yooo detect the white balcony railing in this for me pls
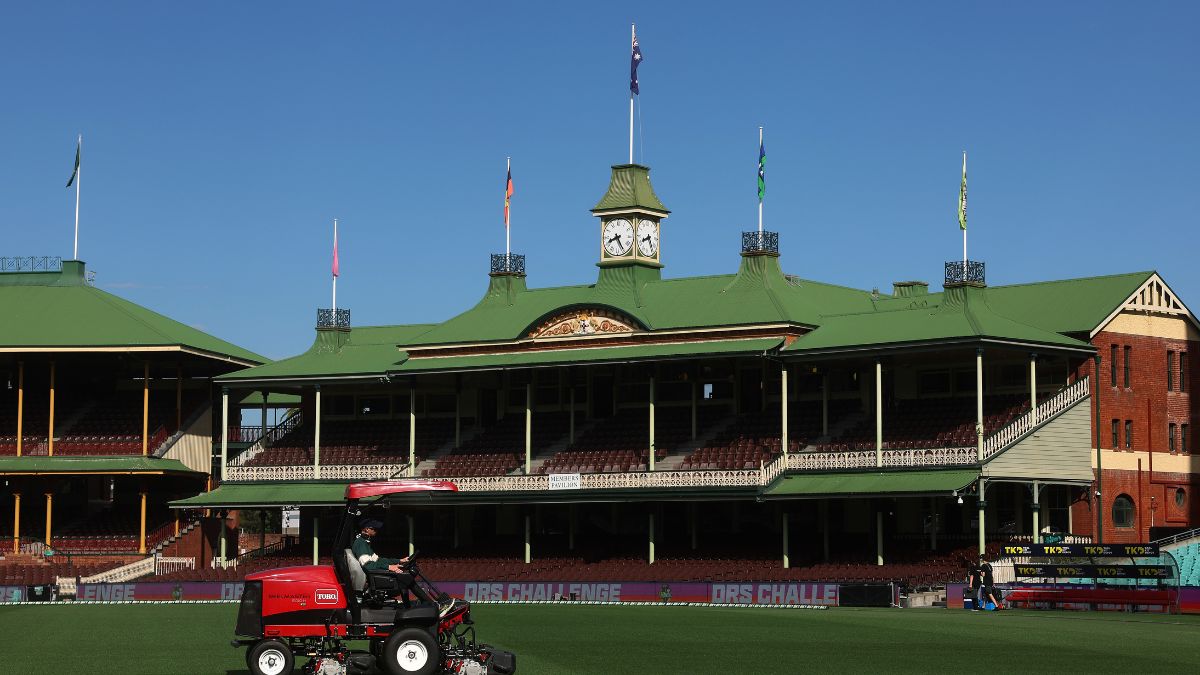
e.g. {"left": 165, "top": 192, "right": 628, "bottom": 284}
{"left": 218, "top": 378, "right": 1092, "bottom": 492}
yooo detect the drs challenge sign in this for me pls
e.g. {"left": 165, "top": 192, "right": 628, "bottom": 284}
{"left": 710, "top": 583, "right": 840, "bottom": 606}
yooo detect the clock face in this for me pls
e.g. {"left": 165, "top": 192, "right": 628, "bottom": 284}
{"left": 602, "top": 219, "right": 634, "bottom": 257}
{"left": 636, "top": 220, "right": 659, "bottom": 257}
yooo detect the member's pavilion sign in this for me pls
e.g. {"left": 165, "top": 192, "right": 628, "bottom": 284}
{"left": 528, "top": 309, "right": 638, "bottom": 339}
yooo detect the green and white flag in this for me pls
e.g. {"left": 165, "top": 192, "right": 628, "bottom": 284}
{"left": 66, "top": 138, "right": 81, "bottom": 188}
{"left": 958, "top": 151, "right": 967, "bottom": 231}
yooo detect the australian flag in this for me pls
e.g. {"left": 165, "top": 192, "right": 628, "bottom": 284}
{"left": 630, "top": 28, "right": 643, "bottom": 95}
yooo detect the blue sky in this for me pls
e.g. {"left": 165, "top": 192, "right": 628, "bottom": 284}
{"left": 2, "top": 1, "right": 1197, "bottom": 359}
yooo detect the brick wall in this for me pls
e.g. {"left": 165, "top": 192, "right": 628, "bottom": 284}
{"left": 1068, "top": 328, "right": 1199, "bottom": 540}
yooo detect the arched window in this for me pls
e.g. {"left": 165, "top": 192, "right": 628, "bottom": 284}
{"left": 1111, "top": 495, "right": 1135, "bottom": 528}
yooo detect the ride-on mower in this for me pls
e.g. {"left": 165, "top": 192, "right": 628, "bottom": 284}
{"left": 232, "top": 480, "right": 516, "bottom": 675}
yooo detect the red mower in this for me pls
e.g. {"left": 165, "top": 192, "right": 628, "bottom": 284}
{"left": 232, "top": 480, "right": 516, "bottom": 675}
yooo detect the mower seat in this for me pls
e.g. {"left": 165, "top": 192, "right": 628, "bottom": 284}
{"left": 343, "top": 549, "right": 409, "bottom": 608}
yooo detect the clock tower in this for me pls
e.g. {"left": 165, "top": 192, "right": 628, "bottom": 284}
{"left": 591, "top": 164, "right": 670, "bottom": 277}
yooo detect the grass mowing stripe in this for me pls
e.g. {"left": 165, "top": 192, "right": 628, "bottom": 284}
{"left": 1, "top": 604, "right": 1198, "bottom": 674}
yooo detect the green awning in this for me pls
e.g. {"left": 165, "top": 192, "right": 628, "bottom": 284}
{"left": 764, "top": 469, "right": 979, "bottom": 498}
{"left": 0, "top": 456, "right": 202, "bottom": 476}
{"left": 393, "top": 337, "right": 783, "bottom": 374}
{"left": 169, "top": 481, "right": 354, "bottom": 508}
{"left": 238, "top": 392, "right": 302, "bottom": 407}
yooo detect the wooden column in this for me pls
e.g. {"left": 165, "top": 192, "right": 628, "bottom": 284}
{"left": 48, "top": 361, "right": 55, "bottom": 457}
{"left": 314, "top": 386, "right": 323, "bottom": 479}
{"left": 1031, "top": 481, "right": 1042, "bottom": 544}
{"left": 876, "top": 510, "right": 884, "bottom": 566}
{"left": 142, "top": 361, "right": 150, "bottom": 456}
{"left": 408, "top": 385, "right": 416, "bottom": 477}
{"left": 874, "top": 359, "right": 883, "bottom": 467}
{"left": 977, "top": 480, "right": 987, "bottom": 558}
{"left": 220, "top": 389, "right": 229, "bottom": 481}
{"left": 781, "top": 366, "right": 789, "bottom": 454}
{"left": 176, "top": 365, "right": 184, "bottom": 432}
{"left": 312, "top": 515, "right": 319, "bottom": 565}
{"left": 782, "top": 511, "right": 790, "bottom": 569}
{"left": 15, "top": 361, "right": 23, "bottom": 457}
{"left": 44, "top": 491, "right": 53, "bottom": 547}
{"left": 138, "top": 487, "right": 148, "bottom": 554}
{"left": 523, "top": 514, "right": 531, "bottom": 564}
{"left": 648, "top": 377, "right": 656, "bottom": 471}
{"left": 976, "top": 349, "right": 984, "bottom": 461}
{"left": 407, "top": 515, "right": 415, "bottom": 557}
{"left": 525, "top": 383, "right": 532, "bottom": 474}
{"left": 648, "top": 511, "right": 656, "bottom": 565}
{"left": 260, "top": 390, "right": 268, "bottom": 440}
{"left": 11, "top": 493, "right": 19, "bottom": 554}
{"left": 1029, "top": 353, "right": 1038, "bottom": 423}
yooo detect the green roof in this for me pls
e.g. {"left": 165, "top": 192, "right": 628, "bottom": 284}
{"left": 216, "top": 324, "right": 437, "bottom": 383}
{"left": 982, "top": 271, "right": 1153, "bottom": 335}
{"left": 784, "top": 285, "right": 1094, "bottom": 355}
{"left": 591, "top": 164, "right": 669, "bottom": 214}
{"left": 764, "top": 469, "right": 979, "bottom": 498}
{"left": 393, "top": 338, "right": 784, "bottom": 375}
{"left": 0, "top": 260, "right": 265, "bottom": 364}
{"left": 0, "top": 456, "right": 202, "bottom": 476}
{"left": 170, "top": 481, "right": 354, "bottom": 508}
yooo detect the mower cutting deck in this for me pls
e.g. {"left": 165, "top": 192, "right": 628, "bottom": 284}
{"left": 231, "top": 480, "right": 516, "bottom": 675}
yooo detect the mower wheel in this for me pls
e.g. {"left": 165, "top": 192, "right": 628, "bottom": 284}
{"left": 248, "top": 639, "right": 294, "bottom": 675}
{"left": 381, "top": 627, "right": 440, "bottom": 675}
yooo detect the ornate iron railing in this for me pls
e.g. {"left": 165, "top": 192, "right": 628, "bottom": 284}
{"left": 0, "top": 256, "right": 62, "bottom": 272}
{"left": 741, "top": 231, "right": 779, "bottom": 254}
{"left": 224, "top": 463, "right": 407, "bottom": 482}
{"left": 490, "top": 253, "right": 526, "bottom": 275}
{"left": 317, "top": 308, "right": 351, "bottom": 329}
{"left": 945, "top": 260, "right": 985, "bottom": 285}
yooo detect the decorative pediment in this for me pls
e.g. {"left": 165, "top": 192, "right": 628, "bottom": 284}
{"left": 528, "top": 308, "right": 639, "bottom": 339}
{"left": 1125, "top": 276, "right": 1186, "bottom": 315}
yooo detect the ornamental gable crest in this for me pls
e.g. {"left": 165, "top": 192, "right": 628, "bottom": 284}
{"left": 529, "top": 308, "right": 638, "bottom": 339}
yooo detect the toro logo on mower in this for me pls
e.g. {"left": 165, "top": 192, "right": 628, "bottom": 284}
{"left": 314, "top": 589, "right": 339, "bottom": 605}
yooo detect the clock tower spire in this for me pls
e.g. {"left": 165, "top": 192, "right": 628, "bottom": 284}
{"left": 591, "top": 164, "right": 670, "bottom": 282}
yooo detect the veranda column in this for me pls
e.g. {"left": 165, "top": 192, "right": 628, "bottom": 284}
{"left": 876, "top": 510, "right": 884, "bottom": 566}
{"left": 976, "top": 349, "right": 984, "bottom": 462}
{"left": 525, "top": 383, "right": 532, "bottom": 474}
{"left": 312, "top": 515, "right": 320, "bottom": 565}
{"left": 220, "top": 389, "right": 229, "bottom": 481}
{"left": 524, "top": 514, "right": 531, "bottom": 564}
{"left": 875, "top": 359, "right": 883, "bottom": 467}
{"left": 648, "top": 377, "right": 656, "bottom": 471}
{"left": 821, "top": 372, "right": 829, "bottom": 437}
{"left": 690, "top": 380, "right": 698, "bottom": 441}
{"left": 15, "top": 361, "right": 23, "bottom": 457}
{"left": 407, "top": 515, "right": 415, "bottom": 557}
{"left": 11, "top": 492, "right": 20, "bottom": 554}
{"left": 313, "top": 386, "right": 322, "bottom": 479}
{"left": 1031, "top": 481, "right": 1042, "bottom": 544}
{"left": 261, "top": 389, "right": 268, "bottom": 440}
{"left": 177, "top": 365, "right": 185, "bottom": 432}
{"left": 781, "top": 366, "right": 789, "bottom": 454}
{"left": 648, "top": 511, "right": 655, "bottom": 564}
{"left": 569, "top": 386, "right": 576, "bottom": 444}
{"left": 219, "top": 511, "right": 228, "bottom": 562}
{"left": 142, "top": 361, "right": 150, "bottom": 456}
{"left": 1029, "top": 353, "right": 1038, "bottom": 423}
{"left": 409, "top": 385, "right": 416, "bottom": 477}
{"left": 47, "top": 361, "right": 55, "bottom": 457}
{"left": 977, "top": 480, "right": 987, "bottom": 558}
{"left": 138, "top": 486, "right": 148, "bottom": 554}
{"left": 782, "top": 511, "right": 790, "bottom": 569}
{"left": 44, "top": 491, "right": 53, "bottom": 547}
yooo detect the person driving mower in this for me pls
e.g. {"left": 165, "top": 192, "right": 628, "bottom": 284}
{"left": 353, "top": 517, "right": 452, "bottom": 614}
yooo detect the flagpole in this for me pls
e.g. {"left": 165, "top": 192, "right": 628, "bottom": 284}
{"left": 73, "top": 134, "right": 81, "bottom": 260}
{"left": 961, "top": 151, "right": 967, "bottom": 277}
{"left": 506, "top": 157, "right": 511, "bottom": 256}
{"left": 758, "top": 127, "right": 763, "bottom": 235}
{"left": 332, "top": 219, "right": 338, "bottom": 314}
{"left": 629, "top": 23, "right": 635, "bottom": 164}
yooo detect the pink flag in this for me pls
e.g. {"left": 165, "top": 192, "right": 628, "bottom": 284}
{"left": 332, "top": 220, "right": 340, "bottom": 278}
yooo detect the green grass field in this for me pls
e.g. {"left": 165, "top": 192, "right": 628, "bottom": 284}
{"left": 2, "top": 603, "right": 1199, "bottom": 674}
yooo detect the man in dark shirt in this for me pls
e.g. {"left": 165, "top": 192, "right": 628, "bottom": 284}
{"left": 351, "top": 518, "right": 435, "bottom": 606}
{"left": 980, "top": 557, "right": 1000, "bottom": 610}
{"left": 967, "top": 559, "right": 982, "bottom": 610}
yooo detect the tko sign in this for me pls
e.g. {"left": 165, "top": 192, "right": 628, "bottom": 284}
{"left": 1001, "top": 543, "right": 1159, "bottom": 557}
